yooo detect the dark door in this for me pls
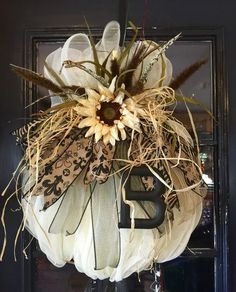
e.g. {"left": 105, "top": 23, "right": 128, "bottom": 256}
{"left": 0, "top": 1, "right": 235, "bottom": 291}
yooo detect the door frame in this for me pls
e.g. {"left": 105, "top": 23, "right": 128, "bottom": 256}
{"left": 21, "top": 25, "right": 228, "bottom": 292}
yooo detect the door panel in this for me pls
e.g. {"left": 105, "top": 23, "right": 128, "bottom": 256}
{"left": 0, "top": 1, "right": 233, "bottom": 291}
{"left": 19, "top": 26, "right": 224, "bottom": 292}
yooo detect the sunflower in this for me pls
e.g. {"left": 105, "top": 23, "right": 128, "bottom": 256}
{"left": 75, "top": 78, "right": 141, "bottom": 146}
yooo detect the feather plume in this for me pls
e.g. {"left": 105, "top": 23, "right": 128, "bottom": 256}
{"left": 110, "top": 58, "right": 120, "bottom": 77}
{"left": 10, "top": 64, "right": 63, "bottom": 93}
{"left": 122, "top": 42, "right": 147, "bottom": 92}
{"left": 63, "top": 61, "right": 109, "bottom": 87}
{"left": 170, "top": 59, "right": 208, "bottom": 90}
{"left": 137, "top": 33, "right": 181, "bottom": 88}
{"left": 84, "top": 18, "right": 101, "bottom": 75}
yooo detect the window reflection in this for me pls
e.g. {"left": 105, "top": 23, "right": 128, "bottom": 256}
{"left": 167, "top": 41, "right": 213, "bottom": 140}
{"left": 200, "top": 147, "right": 214, "bottom": 188}
{"left": 188, "top": 146, "right": 214, "bottom": 248}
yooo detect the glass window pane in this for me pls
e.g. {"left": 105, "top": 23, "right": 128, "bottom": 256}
{"left": 37, "top": 42, "right": 63, "bottom": 98}
{"left": 162, "top": 258, "right": 215, "bottom": 292}
{"left": 32, "top": 247, "right": 90, "bottom": 292}
{"left": 188, "top": 146, "right": 215, "bottom": 248}
{"left": 108, "top": 258, "right": 215, "bottom": 292}
{"left": 167, "top": 41, "right": 213, "bottom": 140}
{"left": 189, "top": 188, "right": 214, "bottom": 248}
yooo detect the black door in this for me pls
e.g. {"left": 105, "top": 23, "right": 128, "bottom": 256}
{"left": 0, "top": 1, "right": 235, "bottom": 291}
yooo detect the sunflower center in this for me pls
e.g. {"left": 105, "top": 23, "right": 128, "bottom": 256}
{"left": 96, "top": 102, "right": 121, "bottom": 126}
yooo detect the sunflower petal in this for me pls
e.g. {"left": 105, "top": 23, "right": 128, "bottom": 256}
{"left": 78, "top": 98, "right": 91, "bottom": 107}
{"left": 119, "top": 128, "right": 127, "bottom": 140}
{"left": 85, "top": 126, "right": 96, "bottom": 137}
{"left": 111, "top": 126, "right": 119, "bottom": 141}
{"left": 108, "top": 76, "right": 117, "bottom": 94}
{"left": 103, "top": 133, "right": 112, "bottom": 145}
{"left": 114, "top": 84, "right": 125, "bottom": 104}
{"left": 109, "top": 136, "right": 116, "bottom": 146}
{"left": 114, "top": 91, "right": 124, "bottom": 104}
{"left": 78, "top": 117, "right": 97, "bottom": 128}
{"left": 76, "top": 107, "right": 95, "bottom": 117}
{"left": 98, "top": 83, "right": 113, "bottom": 101}
{"left": 101, "top": 125, "right": 110, "bottom": 136}
{"left": 95, "top": 130, "right": 103, "bottom": 142}
{"left": 95, "top": 123, "right": 103, "bottom": 132}
{"left": 117, "top": 121, "right": 125, "bottom": 129}
{"left": 122, "top": 116, "right": 140, "bottom": 131}
{"left": 86, "top": 88, "right": 100, "bottom": 102}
